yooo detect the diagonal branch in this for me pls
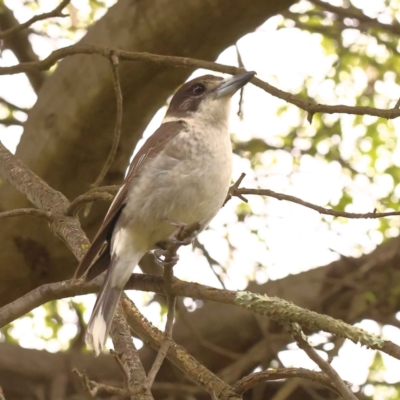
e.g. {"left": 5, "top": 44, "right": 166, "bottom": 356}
{"left": 91, "top": 54, "right": 123, "bottom": 188}
{"left": 0, "top": 118, "right": 23, "bottom": 126}
{"left": 290, "top": 323, "right": 357, "bottom": 400}
{"left": 0, "top": 96, "right": 28, "bottom": 113}
{"left": 0, "top": 141, "right": 89, "bottom": 260}
{"left": 0, "top": 4, "right": 46, "bottom": 92}
{"left": 0, "top": 0, "right": 71, "bottom": 39}
{"left": 309, "top": 0, "right": 400, "bottom": 36}
{"left": 144, "top": 265, "right": 176, "bottom": 390}
{"left": 233, "top": 367, "right": 340, "bottom": 395}
{"left": 109, "top": 302, "right": 153, "bottom": 400}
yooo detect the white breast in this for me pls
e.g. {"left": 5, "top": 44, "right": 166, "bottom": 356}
{"left": 121, "top": 113, "right": 232, "bottom": 249}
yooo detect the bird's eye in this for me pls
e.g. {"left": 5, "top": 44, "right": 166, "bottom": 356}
{"left": 192, "top": 83, "right": 206, "bottom": 95}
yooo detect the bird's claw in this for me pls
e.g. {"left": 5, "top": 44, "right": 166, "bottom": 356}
{"left": 153, "top": 248, "right": 179, "bottom": 268}
{"left": 165, "top": 219, "right": 199, "bottom": 246}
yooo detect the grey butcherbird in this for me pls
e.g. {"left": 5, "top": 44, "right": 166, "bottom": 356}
{"left": 75, "top": 70, "right": 256, "bottom": 356}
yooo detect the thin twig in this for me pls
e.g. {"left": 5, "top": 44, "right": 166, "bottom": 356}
{"left": 83, "top": 54, "right": 123, "bottom": 217}
{"left": 224, "top": 172, "right": 247, "bottom": 206}
{"left": 309, "top": 0, "right": 400, "bottom": 36}
{"left": 0, "top": 208, "right": 52, "bottom": 222}
{"left": 234, "top": 187, "right": 400, "bottom": 219}
{"left": 235, "top": 44, "right": 245, "bottom": 118}
{"left": 1, "top": 44, "right": 400, "bottom": 120}
{"left": 73, "top": 369, "right": 199, "bottom": 396}
{"left": 71, "top": 181, "right": 400, "bottom": 220}
{"left": 0, "top": 118, "right": 23, "bottom": 126}
{"left": 176, "top": 300, "right": 242, "bottom": 360}
{"left": 110, "top": 349, "right": 130, "bottom": 388}
{"left": 91, "top": 54, "right": 123, "bottom": 188}
{"left": 67, "top": 191, "right": 114, "bottom": 216}
{"left": 0, "top": 0, "right": 71, "bottom": 39}
{"left": 0, "top": 96, "right": 28, "bottom": 113}
{"left": 144, "top": 265, "right": 176, "bottom": 389}
{"left": 290, "top": 323, "right": 357, "bottom": 400}
{"left": 194, "top": 238, "right": 228, "bottom": 290}
{"left": 233, "top": 367, "right": 340, "bottom": 395}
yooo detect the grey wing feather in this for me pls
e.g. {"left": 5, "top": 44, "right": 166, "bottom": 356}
{"left": 74, "top": 120, "right": 186, "bottom": 280}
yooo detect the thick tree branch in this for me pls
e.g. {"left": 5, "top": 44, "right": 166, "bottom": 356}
{"left": 1, "top": 44, "right": 400, "bottom": 120}
{"left": 109, "top": 302, "right": 153, "bottom": 400}
{"left": 1, "top": 274, "right": 399, "bottom": 362}
{"left": 0, "top": 0, "right": 71, "bottom": 39}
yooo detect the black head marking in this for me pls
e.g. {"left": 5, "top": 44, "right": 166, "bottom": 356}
{"left": 166, "top": 75, "right": 223, "bottom": 118}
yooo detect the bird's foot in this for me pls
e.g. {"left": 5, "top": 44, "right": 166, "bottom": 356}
{"left": 165, "top": 219, "right": 201, "bottom": 246}
{"left": 153, "top": 248, "right": 179, "bottom": 268}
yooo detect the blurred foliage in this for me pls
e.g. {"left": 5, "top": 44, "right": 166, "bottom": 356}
{"left": 233, "top": 0, "right": 400, "bottom": 245}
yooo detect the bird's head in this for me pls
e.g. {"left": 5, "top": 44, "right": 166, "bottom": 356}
{"left": 165, "top": 71, "right": 256, "bottom": 124}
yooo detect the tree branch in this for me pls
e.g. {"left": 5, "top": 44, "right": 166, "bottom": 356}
{"left": 235, "top": 291, "right": 397, "bottom": 358}
{"left": 1, "top": 44, "right": 400, "bottom": 120}
{"left": 233, "top": 367, "right": 340, "bottom": 395}
{"left": 0, "top": 208, "right": 52, "bottom": 221}
{"left": 0, "top": 96, "right": 28, "bottom": 113}
{"left": 309, "top": 0, "right": 400, "bottom": 37}
{"left": 109, "top": 302, "right": 153, "bottom": 400}
{"left": 1, "top": 274, "right": 399, "bottom": 362}
{"left": 144, "top": 265, "right": 176, "bottom": 390}
{"left": 0, "top": 141, "right": 89, "bottom": 260}
{"left": 290, "top": 323, "right": 357, "bottom": 400}
{"left": 122, "top": 295, "right": 241, "bottom": 400}
{"left": 234, "top": 188, "right": 400, "bottom": 219}
{"left": 73, "top": 369, "right": 200, "bottom": 397}
{"left": 0, "top": 118, "right": 23, "bottom": 126}
{"left": 91, "top": 53, "right": 123, "bottom": 189}
{"left": 0, "top": 4, "right": 46, "bottom": 92}
{"left": 0, "top": 0, "right": 71, "bottom": 39}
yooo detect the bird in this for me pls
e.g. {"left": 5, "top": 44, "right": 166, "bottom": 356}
{"left": 75, "top": 70, "right": 256, "bottom": 356}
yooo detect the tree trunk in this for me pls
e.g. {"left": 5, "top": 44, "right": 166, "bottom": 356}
{"left": 0, "top": 0, "right": 295, "bottom": 306}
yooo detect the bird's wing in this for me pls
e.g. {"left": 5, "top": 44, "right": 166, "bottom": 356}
{"left": 74, "top": 120, "right": 187, "bottom": 280}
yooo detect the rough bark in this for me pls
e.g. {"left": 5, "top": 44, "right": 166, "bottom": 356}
{"left": 0, "top": 0, "right": 296, "bottom": 307}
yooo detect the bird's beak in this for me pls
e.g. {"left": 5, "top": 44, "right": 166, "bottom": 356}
{"left": 215, "top": 71, "right": 256, "bottom": 98}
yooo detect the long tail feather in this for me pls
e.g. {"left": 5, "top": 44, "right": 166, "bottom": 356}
{"left": 86, "top": 271, "right": 123, "bottom": 357}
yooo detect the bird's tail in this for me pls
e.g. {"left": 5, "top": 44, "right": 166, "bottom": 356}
{"left": 86, "top": 279, "right": 121, "bottom": 356}
{"left": 86, "top": 253, "right": 141, "bottom": 356}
